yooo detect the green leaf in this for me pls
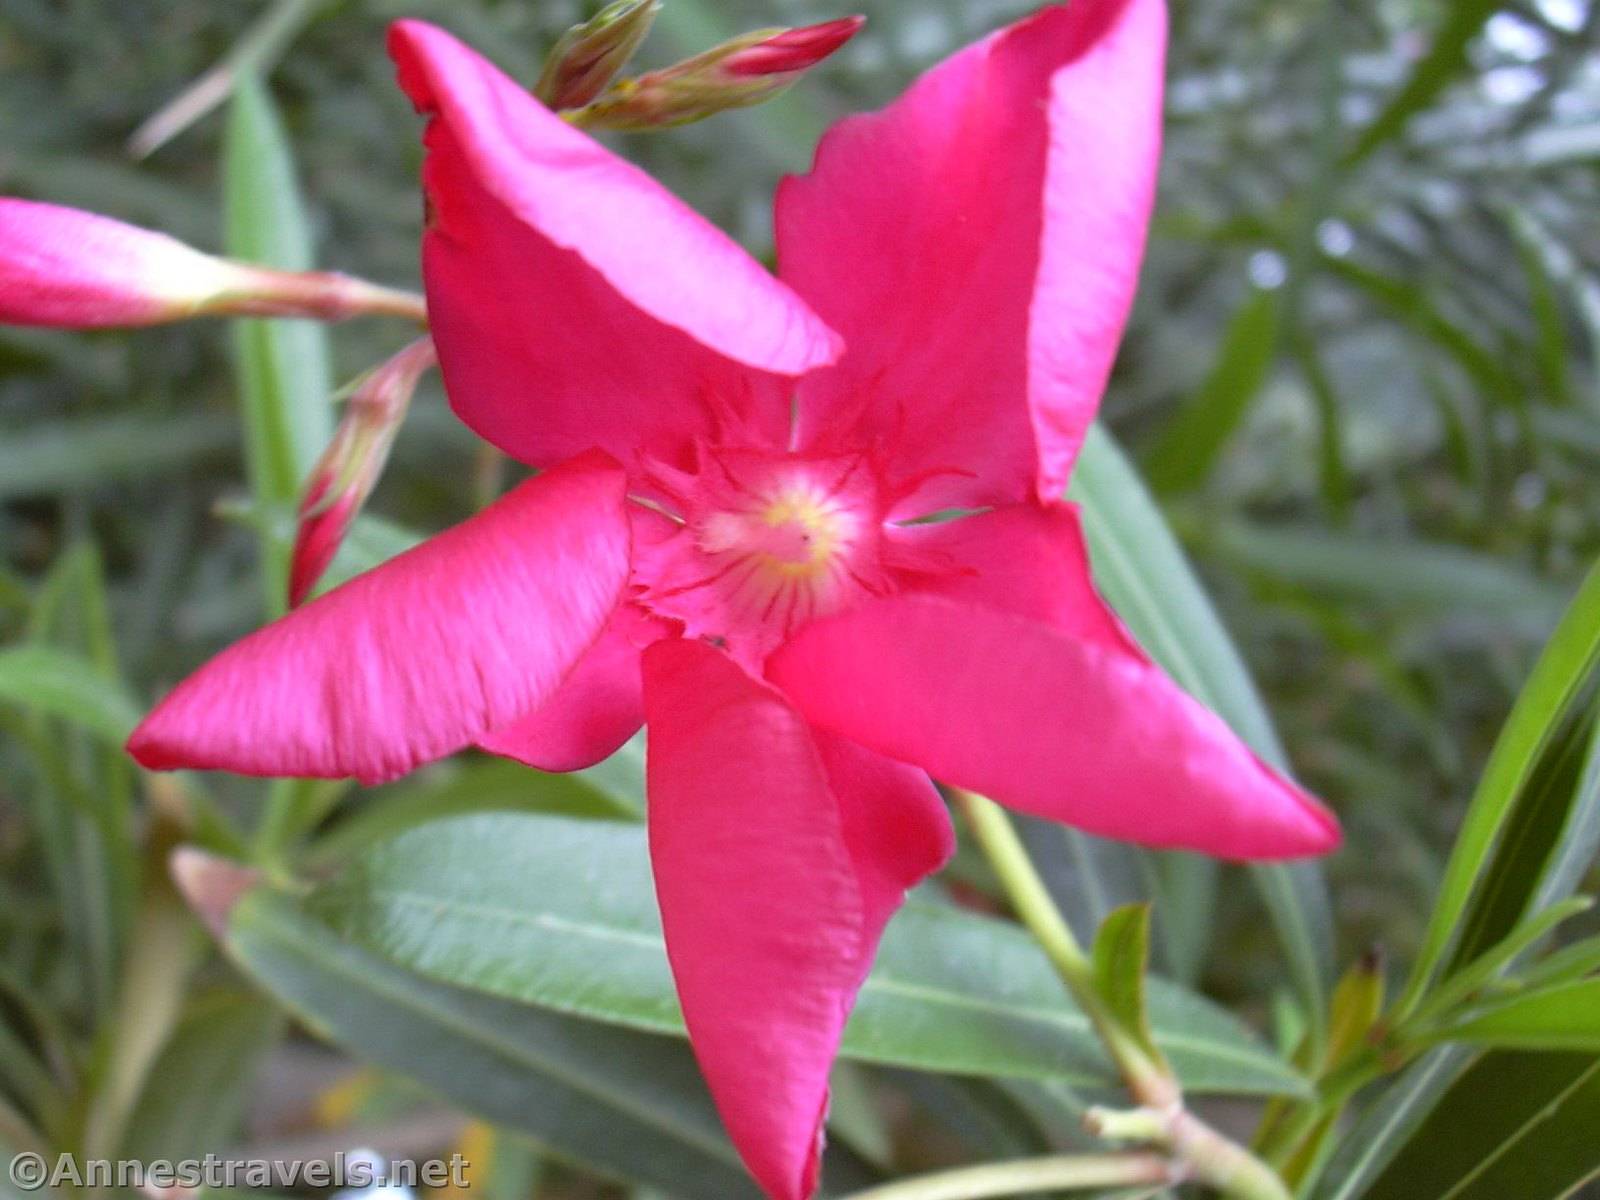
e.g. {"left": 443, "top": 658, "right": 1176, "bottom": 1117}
{"left": 1069, "top": 424, "right": 1334, "bottom": 1048}
{"left": 1508, "top": 208, "right": 1575, "bottom": 409}
{"left": 1312, "top": 1047, "right": 1475, "bottom": 1200}
{"left": 0, "top": 645, "right": 142, "bottom": 745}
{"left": 1325, "top": 259, "right": 1521, "bottom": 417}
{"left": 1515, "top": 934, "right": 1600, "bottom": 994}
{"left": 1091, "top": 904, "right": 1161, "bottom": 1064}
{"left": 1343, "top": 0, "right": 1501, "bottom": 165}
{"left": 1435, "top": 978, "right": 1600, "bottom": 1051}
{"left": 308, "top": 813, "right": 1308, "bottom": 1098}
{"left": 1413, "top": 898, "right": 1592, "bottom": 1032}
{"left": 215, "top": 882, "right": 863, "bottom": 1199}
{"left": 130, "top": 0, "right": 341, "bottom": 158}
{"left": 1358, "top": 1051, "right": 1600, "bottom": 1200}
{"left": 1144, "top": 287, "right": 1282, "bottom": 494}
{"left": 1443, "top": 704, "right": 1600, "bottom": 974}
{"left": 1202, "top": 521, "right": 1570, "bottom": 626}
{"left": 308, "top": 758, "right": 640, "bottom": 868}
{"left": 0, "top": 413, "right": 237, "bottom": 500}
{"left": 224, "top": 75, "right": 334, "bottom": 617}
{"left": 1508, "top": 207, "right": 1600, "bottom": 412}
{"left": 1291, "top": 331, "right": 1352, "bottom": 523}
{"left": 122, "top": 992, "right": 282, "bottom": 1162}
{"left": 1397, "top": 555, "right": 1600, "bottom": 1019}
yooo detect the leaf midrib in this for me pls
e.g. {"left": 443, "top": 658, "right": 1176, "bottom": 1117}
{"left": 322, "top": 885, "right": 1303, "bottom": 1088}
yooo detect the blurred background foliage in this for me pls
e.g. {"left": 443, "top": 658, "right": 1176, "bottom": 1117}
{"left": 2, "top": 0, "right": 1599, "bottom": 1195}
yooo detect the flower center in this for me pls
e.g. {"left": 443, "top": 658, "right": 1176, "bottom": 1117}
{"left": 699, "top": 481, "right": 857, "bottom": 575}
{"left": 636, "top": 446, "right": 889, "bottom": 660}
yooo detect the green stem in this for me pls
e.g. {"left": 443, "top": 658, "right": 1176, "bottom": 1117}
{"left": 955, "top": 791, "right": 1292, "bottom": 1200}
{"left": 956, "top": 791, "right": 1173, "bottom": 1102}
{"left": 833, "top": 1153, "right": 1173, "bottom": 1200}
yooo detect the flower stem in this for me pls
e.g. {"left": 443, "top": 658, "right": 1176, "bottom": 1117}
{"left": 955, "top": 791, "right": 1173, "bottom": 1103}
{"left": 953, "top": 791, "right": 1292, "bottom": 1200}
{"left": 833, "top": 1153, "right": 1174, "bottom": 1200}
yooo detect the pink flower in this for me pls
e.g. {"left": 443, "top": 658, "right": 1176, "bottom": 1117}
{"left": 128, "top": 3, "right": 1339, "bottom": 1197}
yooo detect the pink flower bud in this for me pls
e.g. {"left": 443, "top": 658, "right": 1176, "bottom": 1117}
{"left": 0, "top": 198, "right": 426, "bottom": 328}
{"left": 0, "top": 198, "right": 250, "bottom": 327}
{"left": 721, "top": 17, "right": 865, "bottom": 78}
{"left": 567, "top": 15, "right": 864, "bottom": 131}
{"left": 289, "top": 338, "right": 437, "bottom": 607}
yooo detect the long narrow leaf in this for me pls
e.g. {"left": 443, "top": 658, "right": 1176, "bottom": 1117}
{"left": 215, "top": 882, "right": 840, "bottom": 1199}
{"left": 1144, "top": 287, "right": 1282, "bottom": 494}
{"left": 224, "top": 76, "right": 334, "bottom": 617}
{"left": 1069, "top": 425, "right": 1335, "bottom": 1048}
{"left": 0, "top": 645, "right": 142, "bottom": 745}
{"left": 1397, "top": 555, "right": 1600, "bottom": 1018}
{"left": 308, "top": 813, "right": 1309, "bottom": 1098}
{"left": 1344, "top": 0, "right": 1502, "bottom": 165}
{"left": 1358, "top": 1051, "right": 1600, "bottom": 1200}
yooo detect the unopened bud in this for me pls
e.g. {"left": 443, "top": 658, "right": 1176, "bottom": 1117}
{"left": 0, "top": 198, "right": 426, "bottom": 328}
{"left": 568, "top": 15, "right": 864, "bottom": 131}
{"left": 721, "top": 17, "right": 864, "bottom": 77}
{"left": 535, "top": 0, "right": 661, "bottom": 111}
{"left": 289, "top": 338, "right": 437, "bottom": 608}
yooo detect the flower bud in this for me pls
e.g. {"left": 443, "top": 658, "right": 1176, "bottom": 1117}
{"left": 568, "top": 15, "right": 864, "bottom": 131}
{"left": 289, "top": 338, "right": 437, "bottom": 608}
{"left": 0, "top": 198, "right": 426, "bottom": 328}
{"left": 721, "top": 18, "right": 865, "bottom": 78}
{"left": 534, "top": 0, "right": 660, "bottom": 111}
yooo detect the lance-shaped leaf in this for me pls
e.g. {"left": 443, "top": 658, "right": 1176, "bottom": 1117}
{"left": 1090, "top": 903, "right": 1164, "bottom": 1066}
{"left": 1358, "top": 1050, "right": 1600, "bottom": 1200}
{"left": 1396, "top": 555, "right": 1600, "bottom": 1018}
{"left": 1069, "top": 424, "right": 1335, "bottom": 1048}
{"left": 181, "top": 858, "right": 785, "bottom": 1199}
{"left": 307, "top": 812, "right": 1309, "bottom": 1098}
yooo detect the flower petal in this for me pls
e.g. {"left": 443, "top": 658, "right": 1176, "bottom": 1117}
{"left": 890, "top": 501, "right": 1136, "bottom": 650}
{"left": 767, "top": 595, "right": 1339, "bottom": 860}
{"left": 812, "top": 729, "right": 955, "bottom": 934}
{"left": 0, "top": 198, "right": 240, "bottom": 327}
{"left": 643, "top": 640, "right": 949, "bottom": 1200}
{"left": 776, "top": 0, "right": 1165, "bottom": 509}
{"left": 478, "top": 604, "right": 666, "bottom": 773}
{"left": 129, "top": 451, "right": 632, "bottom": 786}
{"left": 389, "top": 20, "right": 842, "bottom": 469}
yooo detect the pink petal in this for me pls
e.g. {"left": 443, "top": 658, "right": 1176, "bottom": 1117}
{"left": 812, "top": 729, "right": 955, "bottom": 934}
{"left": 766, "top": 595, "right": 1339, "bottom": 860}
{"left": 0, "top": 199, "right": 242, "bottom": 326}
{"left": 388, "top": 20, "right": 842, "bottom": 469}
{"left": 643, "top": 640, "right": 950, "bottom": 1200}
{"left": 775, "top": 0, "right": 1165, "bottom": 509}
{"left": 478, "top": 603, "right": 667, "bottom": 772}
{"left": 128, "top": 451, "right": 632, "bottom": 786}
{"left": 890, "top": 501, "right": 1137, "bottom": 650}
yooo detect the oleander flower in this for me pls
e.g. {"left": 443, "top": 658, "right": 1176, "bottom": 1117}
{"left": 127, "top": 2, "right": 1339, "bottom": 1197}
